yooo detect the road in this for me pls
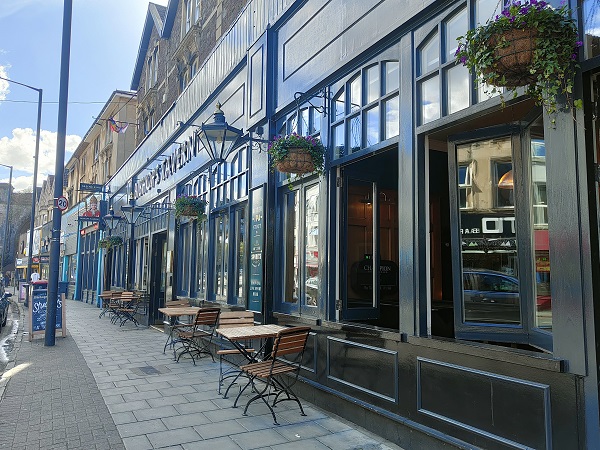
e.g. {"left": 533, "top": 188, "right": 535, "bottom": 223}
{"left": 0, "top": 290, "right": 19, "bottom": 374}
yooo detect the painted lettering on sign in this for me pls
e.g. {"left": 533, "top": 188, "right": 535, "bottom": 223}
{"left": 133, "top": 131, "right": 203, "bottom": 199}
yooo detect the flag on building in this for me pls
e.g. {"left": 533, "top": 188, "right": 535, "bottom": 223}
{"left": 109, "top": 117, "right": 128, "bottom": 133}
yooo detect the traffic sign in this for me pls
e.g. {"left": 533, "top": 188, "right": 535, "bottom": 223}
{"left": 56, "top": 196, "right": 68, "bottom": 211}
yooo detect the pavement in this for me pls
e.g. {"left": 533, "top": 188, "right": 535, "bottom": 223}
{"left": 0, "top": 295, "right": 405, "bottom": 450}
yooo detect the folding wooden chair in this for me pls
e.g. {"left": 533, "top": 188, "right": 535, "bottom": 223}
{"left": 175, "top": 307, "right": 220, "bottom": 365}
{"left": 216, "top": 311, "right": 256, "bottom": 396}
{"left": 162, "top": 299, "right": 192, "bottom": 353}
{"left": 113, "top": 291, "right": 141, "bottom": 327}
{"left": 234, "top": 326, "right": 311, "bottom": 425}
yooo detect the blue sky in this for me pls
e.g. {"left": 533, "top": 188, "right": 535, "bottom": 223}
{"left": 0, "top": 0, "right": 168, "bottom": 191}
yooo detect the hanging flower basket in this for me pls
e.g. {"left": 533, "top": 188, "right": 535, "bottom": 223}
{"left": 268, "top": 133, "right": 325, "bottom": 189}
{"left": 485, "top": 27, "right": 539, "bottom": 87}
{"left": 174, "top": 195, "right": 207, "bottom": 221}
{"left": 275, "top": 147, "right": 316, "bottom": 174}
{"left": 98, "top": 236, "right": 123, "bottom": 250}
{"left": 456, "top": 1, "right": 582, "bottom": 115}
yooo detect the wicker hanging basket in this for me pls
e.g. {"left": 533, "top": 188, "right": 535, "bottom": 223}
{"left": 275, "top": 147, "right": 316, "bottom": 174}
{"left": 486, "top": 27, "right": 539, "bottom": 87}
{"left": 179, "top": 205, "right": 201, "bottom": 217}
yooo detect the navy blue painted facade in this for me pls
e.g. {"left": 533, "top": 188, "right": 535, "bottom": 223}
{"left": 99, "top": 0, "right": 600, "bottom": 448}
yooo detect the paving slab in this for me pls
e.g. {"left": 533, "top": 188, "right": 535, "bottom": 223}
{"left": 1, "top": 299, "right": 405, "bottom": 450}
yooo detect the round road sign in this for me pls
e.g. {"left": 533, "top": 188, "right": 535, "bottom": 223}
{"left": 56, "top": 196, "right": 68, "bottom": 211}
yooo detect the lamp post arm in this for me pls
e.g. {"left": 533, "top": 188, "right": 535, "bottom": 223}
{"left": 27, "top": 88, "right": 43, "bottom": 288}
{"left": 0, "top": 76, "right": 42, "bottom": 94}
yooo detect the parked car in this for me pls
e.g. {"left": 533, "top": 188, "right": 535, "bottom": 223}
{"left": 0, "top": 292, "right": 11, "bottom": 332}
{"left": 462, "top": 269, "right": 520, "bottom": 324}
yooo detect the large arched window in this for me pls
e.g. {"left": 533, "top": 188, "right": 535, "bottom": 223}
{"left": 415, "top": 0, "right": 502, "bottom": 125}
{"left": 330, "top": 60, "right": 399, "bottom": 160}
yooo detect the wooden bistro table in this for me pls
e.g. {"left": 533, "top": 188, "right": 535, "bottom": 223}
{"left": 215, "top": 324, "right": 285, "bottom": 397}
{"left": 158, "top": 306, "right": 201, "bottom": 356}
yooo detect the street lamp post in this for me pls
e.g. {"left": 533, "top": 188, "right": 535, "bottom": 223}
{"left": 0, "top": 164, "right": 13, "bottom": 276}
{"left": 0, "top": 76, "right": 43, "bottom": 297}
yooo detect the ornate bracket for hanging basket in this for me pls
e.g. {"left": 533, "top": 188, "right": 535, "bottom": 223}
{"left": 275, "top": 147, "right": 316, "bottom": 174}
{"left": 486, "top": 27, "right": 539, "bottom": 87}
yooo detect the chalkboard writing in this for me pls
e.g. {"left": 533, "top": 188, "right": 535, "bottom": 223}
{"left": 30, "top": 289, "right": 64, "bottom": 336}
{"left": 248, "top": 186, "right": 264, "bottom": 312}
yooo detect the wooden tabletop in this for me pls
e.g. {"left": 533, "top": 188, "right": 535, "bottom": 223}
{"left": 216, "top": 324, "right": 285, "bottom": 341}
{"left": 157, "top": 307, "right": 200, "bottom": 317}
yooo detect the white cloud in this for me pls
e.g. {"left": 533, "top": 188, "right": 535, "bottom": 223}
{"left": 0, "top": 127, "right": 80, "bottom": 188}
{"left": 0, "top": 174, "right": 36, "bottom": 192}
{"left": 0, "top": 65, "right": 10, "bottom": 101}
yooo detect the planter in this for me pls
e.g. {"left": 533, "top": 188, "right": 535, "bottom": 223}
{"left": 486, "top": 28, "right": 539, "bottom": 87}
{"left": 179, "top": 205, "right": 201, "bottom": 217}
{"left": 275, "top": 148, "right": 316, "bottom": 175}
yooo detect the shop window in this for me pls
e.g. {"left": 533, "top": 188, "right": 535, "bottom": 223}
{"left": 211, "top": 147, "right": 248, "bottom": 209}
{"left": 583, "top": 0, "right": 600, "bottom": 59}
{"left": 279, "top": 182, "right": 321, "bottom": 313}
{"left": 331, "top": 60, "right": 400, "bottom": 161}
{"left": 494, "top": 161, "right": 514, "bottom": 208}
{"left": 213, "top": 212, "right": 229, "bottom": 302}
{"left": 458, "top": 163, "right": 473, "bottom": 209}
{"left": 443, "top": 115, "right": 553, "bottom": 350}
{"left": 416, "top": 1, "right": 504, "bottom": 125}
{"left": 177, "top": 222, "right": 194, "bottom": 297}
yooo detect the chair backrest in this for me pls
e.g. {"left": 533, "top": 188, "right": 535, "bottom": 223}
{"left": 218, "top": 311, "right": 255, "bottom": 328}
{"left": 166, "top": 299, "right": 190, "bottom": 308}
{"left": 194, "top": 307, "right": 221, "bottom": 328}
{"left": 273, "top": 326, "right": 311, "bottom": 358}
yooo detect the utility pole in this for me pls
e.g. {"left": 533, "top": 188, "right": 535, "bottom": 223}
{"left": 46, "top": 0, "right": 72, "bottom": 346}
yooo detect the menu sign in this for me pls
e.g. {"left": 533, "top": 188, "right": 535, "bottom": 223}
{"left": 29, "top": 290, "right": 67, "bottom": 341}
{"left": 248, "top": 186, "right": 264, "bottom": 312}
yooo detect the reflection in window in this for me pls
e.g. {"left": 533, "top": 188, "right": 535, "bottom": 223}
{"left": 458, "top": 164, "right": 473, "bottom": 209}
{"left": 283, "top": 191, "right": 300, "bottom": 304}
{"left": 447, "top": 64, "right": 470, "bottom": 114}
{"left": 385, "top": 95, "right": 399, "bottom": 139}
{"left": 365, "top": 106, "right": 380, "bottom": 147}
{"left": 421, "top": 76, "right": 440, "bottom": 124}
{"left": 304, "top": 185, "right": 320, "bottom": 307}
{"left": 419, "top": 34, "right": 439, "bottom": 75}
{"left": 334, "top": 89, "right": 345, "bottom": 120}
{"left": 530, "top": 129, "right": 552, "bottom": 330}
{"left": 331, "top": 60, "right": 400, "bottom": 160}
{"left": 350, "top": 75, "right": 361, "bottom": 113}
{"left": 457, "top": 138, "right": 520, "bottom": 325}
{"left": 444, "top": 8, "right": 467, "bottom": 62}
{"left": 349, "top": 114, "right": 362, "bottom": 153}
{"left": 384, "top": 62, "right": 399, "bottom": 94}
{"left": 366, "top": 65, "right": 380, "bottom": 104}
{"left": 333, "top": 123, "right": 345, "bottom": 158}
{"left": 475, "top": 0, "right": 497, "bottom": 25}
{"left": 495, "top": 162, "right": 514, "bottom": 208}
{"left": 583, "top": 0, "right": 600, "bottom": 59}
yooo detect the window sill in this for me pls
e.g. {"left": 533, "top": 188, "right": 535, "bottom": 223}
{"left": 407, "top": 335, "right": 565, "bottom": 373}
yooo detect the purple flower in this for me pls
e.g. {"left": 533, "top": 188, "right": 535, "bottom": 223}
{"left": 571, "top": 53, "right": 577, "bottom": 60}
{"left": 576, "top": 41, "right": 583, "bottom": 47}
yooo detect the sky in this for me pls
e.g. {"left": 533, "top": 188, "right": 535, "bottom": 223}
{"left": 0, "top": 0, "right": 169, "bottom": 192}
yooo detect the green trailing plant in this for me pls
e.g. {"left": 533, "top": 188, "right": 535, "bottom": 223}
{"left": 455, "top": 0, "right": 582, "bottom": 115}
{"left": 174, "top": 195, "right": 207, "bottom": 221}
{"left": 98, "top": 236, "right": 123, "bottom": 250}
{"left": 268, "top": 133, "right": 325, "bottom": 188}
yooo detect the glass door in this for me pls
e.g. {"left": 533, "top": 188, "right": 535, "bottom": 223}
{"left": 449, "top": 118, "right": 552, "bottom": 350}
{"left": 340, "top": 155, "right": 399, "bottom": 325}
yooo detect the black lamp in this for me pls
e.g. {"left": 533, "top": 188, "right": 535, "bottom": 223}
{"left": 197, "top": 103, "right": 246, "bottom": 163}
{"left": 103, "top": 206, "right": 123, "bottom": 231}
{"left": 120, "top": 192, "right": 145, "bottom": 225}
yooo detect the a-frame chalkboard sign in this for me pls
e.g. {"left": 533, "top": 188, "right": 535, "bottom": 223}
{"left": 29, "top": 290, "right": 67, "bottom": 341}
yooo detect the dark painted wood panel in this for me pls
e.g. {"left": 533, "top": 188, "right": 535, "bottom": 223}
{"left": 417, "top": 358, "right": 550, "bottom": 449}
{"left": 327, "top": 336, "right": 398, "bottom": 402}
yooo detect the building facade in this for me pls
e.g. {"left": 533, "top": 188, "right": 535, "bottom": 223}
{"left": 101, "top": 0, "right": 600, "bottom": 448}
{"left": 63, "top": 90, "right": 137, "bottom": 302}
